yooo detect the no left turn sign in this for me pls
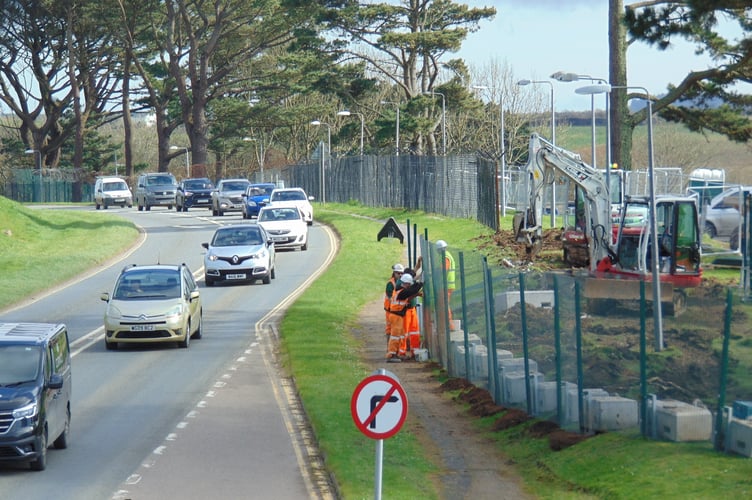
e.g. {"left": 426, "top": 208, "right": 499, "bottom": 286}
{"left": 351, "top": 373, "right": 408, "bottom": 440}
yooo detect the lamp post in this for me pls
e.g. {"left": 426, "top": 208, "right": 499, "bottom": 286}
{"left": 423, "top": 91, "right": 446, "bottom": 155}
{"left": 380, "top": 101, "right": 400, "bottom": 156}
{"left": 518, "top": 79, "right": 556, "bottom": 226}
{"left": 170, "top": 146, "right": 190, "bottom": 177}
{"left": 311, "top": 120, "right": 331, "bottom": 203}
{"left": 242, "top": 137, "right": 265, "bottom": 182}
{"left": 576, "top": 82, "right": 663, "bottom": 351}
{"left": 336, "top": 110, "right": 365, "bottom": 156}
{"left": 24, "top": 149, "right": 42, "bottom": 202}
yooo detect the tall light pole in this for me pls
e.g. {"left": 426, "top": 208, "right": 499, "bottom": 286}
{"left": 576, "top": 82, "right": 663, "bottom": 351}
{"left": 24, "top": 149, "right": 42, "bottom": 202}
{"left": 336, "top": 110, "right": 365, "bottom": 156}
{"left": 380, "top": 101, "right": 400, "bottom": 156}
{"left": 518, "top": 79, "right": 556, "bottom": 226}
{"left": 423, "top": 91, "right": 446, "bottom": 155}
{"left": 311, "top": 120, "right": 331, "bottom": 203}
{"left": 473, "top": 85, "right": 507, "bottom": 222}
{"left": 170, "top": 146, "right": 190, "bottom": 177}
{"left": 242, "top": 137, "right": 265, "bottom": 182}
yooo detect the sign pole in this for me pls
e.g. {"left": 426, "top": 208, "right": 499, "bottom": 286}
{"left": 375, "top": 438, "right": 383, "bottom": 500}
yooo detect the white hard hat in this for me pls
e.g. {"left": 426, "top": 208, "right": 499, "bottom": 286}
{"left": 436, "top": 240, "right": 447, "bottom": 249}
{"left": 400, "top": 273, "right": 414, "bottom": 285}
{"left": 392, "top": 263, "right": 405, "bottom": 272}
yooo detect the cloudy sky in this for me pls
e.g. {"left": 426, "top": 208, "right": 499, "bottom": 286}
{"left": 456, "top": 0, "right": 736, "bottom": 110}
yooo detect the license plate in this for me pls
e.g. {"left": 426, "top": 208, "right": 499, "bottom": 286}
{"left": 272, "top": 237, "right": 287, "bottom": 242}
{"left": 197, "top": 198, "right": 208, "bottom": 203}
{"left": 131, "top": 325, "right": 155, "bottom": 331}
{"left": 114, "top": 198, "right": 125, "bottom": 202}
{"left": 227, "top": 273, "right": 246, "bottom": 280}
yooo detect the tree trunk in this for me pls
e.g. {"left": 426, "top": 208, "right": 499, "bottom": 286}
{"left": 609, "top": 0, "right": 632, "bottom": 171}
{"left": 122, "top": 50, "right": 134, "bottom": 179}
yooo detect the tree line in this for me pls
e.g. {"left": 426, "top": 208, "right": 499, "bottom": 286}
{"left": 0, "top": 0, "right": 748, "bottom": 181}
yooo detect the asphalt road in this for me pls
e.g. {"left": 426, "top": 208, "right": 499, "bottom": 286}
{"left": 0, "top": 205, "right": 336, "bottom": 500}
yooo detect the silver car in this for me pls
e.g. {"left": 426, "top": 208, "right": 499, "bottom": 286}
{"left": 211, "top": 178, "right": 251, "bottom": 216}
{"left": 702, "top": 186, "right": 751, "bottom": 243}
{"left": 202, "top": 224, "right": 276, "bottom": 286}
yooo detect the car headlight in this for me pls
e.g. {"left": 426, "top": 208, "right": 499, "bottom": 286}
{"left": 165, "top": 303, "right": 184, "bottom": 321}
{"left": 248, "top": 201, "right": 257, "bottom": 207}
{"left": 208, "top": 253, "right": 218, "bottom": 261}
{"left": 106, "top": 304, "right": 123, "bottom": 319}
{"left": 13, "top": 401, "right": 38, "bottom": 420}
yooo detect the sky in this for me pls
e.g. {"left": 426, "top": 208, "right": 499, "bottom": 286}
{"left": 455, "top": 0, "right": 737, "bottom": 111}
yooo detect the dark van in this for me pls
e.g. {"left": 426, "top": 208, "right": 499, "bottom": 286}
{"left": 0, "top": 323, "right": 72, "bottom": 471}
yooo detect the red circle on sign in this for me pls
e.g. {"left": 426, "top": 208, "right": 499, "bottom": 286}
{"left": 351, "top": 374, "right": 408, "bottom": 439}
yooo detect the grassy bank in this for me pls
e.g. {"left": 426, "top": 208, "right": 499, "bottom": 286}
{"left": 0, "top": 198, "right": 140, "bottom": 311}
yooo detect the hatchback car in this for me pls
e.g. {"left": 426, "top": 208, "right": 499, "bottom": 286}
{"left": 176, "top": 177, "right": 214, "bottom": 211}
{"left": 257, "top": 206, "right": 309, "bottom": 251}
{"left": 100, "top": 264, "right": 202, "bottom": 350}
{"left": 269, "top": 187, "right": 314, "bottom": 225}
{"left": 241, "top": 183, "right": 276, "bottom": 219}
{"left": 202, "top": 224, "right": 276, "bottom": 285}
{"left": 211, "top": 178, "right": 251, "bottom": 216}
{"left": 703, "top": 185, "right": 751, "bottom": 239}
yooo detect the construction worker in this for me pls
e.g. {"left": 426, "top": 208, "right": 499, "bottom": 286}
{"left": 436, "top": 240, "right": 456, "bottom": 322}
{"left": 384, "top": 263, "right": 404, "bottom": 340}
{"left": 400, "top": 267, "right": 423, "bottom": 359}
{"left": 386, "top": 273, "right": 412, "bottom": 362}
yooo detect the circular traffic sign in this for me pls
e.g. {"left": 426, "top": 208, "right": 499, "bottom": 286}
{"left": 351, "top": 373, "right": 408, "bottom": 440}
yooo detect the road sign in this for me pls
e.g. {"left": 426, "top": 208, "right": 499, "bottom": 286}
{"left": 351, "top": 373, "right": 408, "bottom": 440}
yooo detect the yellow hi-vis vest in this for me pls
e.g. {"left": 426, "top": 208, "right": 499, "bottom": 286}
{"left": 445, "top": 251, "right": 456, "bottom": 290}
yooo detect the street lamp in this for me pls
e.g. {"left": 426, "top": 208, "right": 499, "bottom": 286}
{"left": 576, "top": 82, "right": 663, "bottom": 351}
{"left": 473, "top": 85, "right": 507, "bottom": 222}
{"left": 311, "top": 120, "right": 331, "bottom": 203}
{"left": 518, "top": 79, "right": 556, "bottom": 226}
{"left": 336, "top": 110, "right": 365, "bottom": 156}
{"left": 242, "top": 137, "right": 265, "bottom": 182}
{"left": 170, "top": 146, "right": 190, "bottom": 177}
{"left": 423, "top": 91, "right": 446, "bottom": 155}
{"left": 551, "top": 71, "right": 608, "bottom": 169}
{"left": 24, "top": 149, "right": 42, "bottom": 202}
{"left": 380, "top": 101, "right": 400, "bottom": 156}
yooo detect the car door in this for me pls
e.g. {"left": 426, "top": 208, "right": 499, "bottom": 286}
{"left": 182, "top": 267, "right": 200, "bottom": 331}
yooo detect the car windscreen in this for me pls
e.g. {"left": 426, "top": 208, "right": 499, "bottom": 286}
{"left": 147, "top": 176, "right": 176, "bottom": 186}
{"left": 185, "top": 180, "right": 213, "bottom": 190}
{"left": 260, "top": 208, "right": 299, "bottom": 221}
{"left": 222, "top": 181, "right": 250, "bottom": 191}
{"left": 0, "top": 345, "right": 41, "bottom": 386}
{"left": 272, "top": 191, "right": 305, "bottom": 201}
{"left": 212, "top": 227, "right": 264, "bottom": 246}
{"left": 104, "top": 181, "right": 129, "bottom": 191}
{"left": 114, "top": 270, "right": 181, "bottom": 300}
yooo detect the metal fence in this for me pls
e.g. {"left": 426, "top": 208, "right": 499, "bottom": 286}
{"left": 413, "top": 234, "right": 752, "bottom": 455}
{"left": 1, "top": 168, "right": 93, "bottom": 203}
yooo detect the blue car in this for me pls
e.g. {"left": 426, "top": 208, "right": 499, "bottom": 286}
{"left": 176, "top": 177, "right": 214, "bottom": 211}
{"left": 242, "top": 183, "right": 276, "bottom": 219}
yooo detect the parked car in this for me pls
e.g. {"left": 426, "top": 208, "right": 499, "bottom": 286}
{"left": 703, "top": 185, "right": 752, "bottom": 239}
{"left": 268, "top": 187, "right": 314, "bottom": 225}
{"left": 0, "top": 322, "right": 71, "bottom": 471}
{"left": 134, "top": 172, "right": 178, "bottom": 211}
{"left": 176, "top": 177, "right": 214, "bottom": 211}
{"left": 94, "top": 176, "right": 133, "bottom": 209}
{"left": 241, "top": 182, "right": 276, "bottom": 219}
{"left": 257, "top": 205, "right": 309, "bottom": 251}
{"left": 202, "top": 224, "right": 276, "bottom": 286}
{"left": 100, "top": 263, "right": 202, "bottom": 350}
{"left": 211, "top": 178, "right": 251, "bottom": 216}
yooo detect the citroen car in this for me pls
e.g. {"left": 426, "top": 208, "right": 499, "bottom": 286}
{"left": 100, "top": 264, "right": 202, "bottom": 350}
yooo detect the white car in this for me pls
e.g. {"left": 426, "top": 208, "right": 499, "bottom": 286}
{"left": 269, "top": 187, "right": 314, "bottom": 225}
{"left": 257, "top": 205, "right": 308, "bottom": 251}
{"left": 94, "top": 176, "right": 133, "bottom": 209}
{"left": 202, "top": 224, "right": 276, "bottom": 286}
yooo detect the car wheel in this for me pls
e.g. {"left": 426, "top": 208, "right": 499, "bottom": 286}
{"left": 105, "top": 339, "right": 118, "bottom": 350}
{"left": 138, "top": 204, "right": 144, "bottom": 211}
{"left": 242, "top": 211, "right": 248, "bottom": 219}
{"left": 146, "top": 204, "right": 151, "bottom": 211}
{"left": 29, "top": 429, "right": 47, "bottom": 471}
{"left": 205, "top": 277, "right": 215, "bottom": 287}
{"left": 704, "top": 221, "right": 717, "bottom": 238}
{"left": 730, "top": 231, "right": 740, "bottom": 251}
{"left": 307, "top": 220, "right": 313, "bottom": 226}
{"left": 95, "top": 203, "right": 101, "bottom": 210}
{"left": 212, "top": 207, "right": 218, "bottom": 216}
{"left": 271, "top": 266, "right": 276, "bottom": 279}
{"left": 217, "top": 209, "right": 224, "bottom": 216}
{"left": 178, "top": 322, "right": 191, "bottom": 348}
{"left": 53, "top": 406, "right": 70, "bottom": 449}
{"left": 191, "top": 310, "right": 203, "bottom": 339}
{"left": 262, "top": 273, "right": 271, "bottom": 285}
{"left": 301, "top": 242, "right": 308, "bottom": 251}
{"left": 182, "top": 205, "right": 188, "bottom": 212}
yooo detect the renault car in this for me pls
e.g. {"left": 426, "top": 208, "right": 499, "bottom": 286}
{"left": 202, "top": 224, "right": 276, "bottom": 285}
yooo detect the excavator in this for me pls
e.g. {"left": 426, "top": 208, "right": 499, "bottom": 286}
{"left": 513, "top": 133, "right": 702, "bottom": 315}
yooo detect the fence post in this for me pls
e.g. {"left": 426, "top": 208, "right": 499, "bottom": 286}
{"left": 714, "top": 288, "right": 733, "bottom": 451}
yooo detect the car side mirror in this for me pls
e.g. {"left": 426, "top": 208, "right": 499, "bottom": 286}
{"left": 48, "top": 373, "right": 64, "bottom": 390}
{"left": 201, "top": 242, "right": 209, "bottom": 249}
{"left": 100, "top": 292, "right": 110, "bottom": 302}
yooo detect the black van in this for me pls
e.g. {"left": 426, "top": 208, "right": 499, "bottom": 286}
{"left": 0, "top": 323, "right": 72, "bottom": 471}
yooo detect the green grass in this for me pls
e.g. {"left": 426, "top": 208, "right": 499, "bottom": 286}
{"left": 0, "top": 197, "right": 140, "bottom": 310}
{"left": 4, "top": 197, "right": 752, "bottom": 498}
